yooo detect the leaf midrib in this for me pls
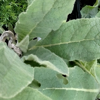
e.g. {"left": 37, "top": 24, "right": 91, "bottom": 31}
{"left": 42, "top": 88, "right": 99, "bottom": 92}
{"left": 30, "top": 38, "right": 94, "bottom": 50}
{"left": 28, "top": 0, "right": 57, "bottom": 36}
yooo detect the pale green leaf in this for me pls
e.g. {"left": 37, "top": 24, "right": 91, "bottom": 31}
{"left": 22, "top": 47, "right": 69, "bottom": 75}
{"left": 16, "top": 35, "right": 29, "bottom": 53}
{"left": 94, "top": 64, "right": 100, "bottom": 83}
{"left": 83, "top": 60, "right": 97, "bottom": 72}
{"left": 14, "top": 0, "right": 75, "bottom": 42}
{"left": 95, "top": 11, "right": 100, "bottom": 18}
{"left": 28, "top": 37, "right": 42, "bottom": 49}
{"left": 33, "top": 67, "right": 99, "bottom": 100}
{"left": 27, "top": 0, "right": 35, "bottom": 5}
{"left": 28, "top": 39, "right": 38, "bottom": 49}
{"left": 33, "top": 18, "right": 100, "bottom": 61}
{"left": 0, "top": 87, "right": 51, "bottom": 100}
{"left": 81, "top": 0, "right": 99, "bottom": 18}
{"left": 78, "top": 60, "right": 97, "bottom": 76}
{"left": 81, "top": 6, "right": 98, "bottom": 18}
{"left": 0, "top": 42, "right": 34, "bottom": 98}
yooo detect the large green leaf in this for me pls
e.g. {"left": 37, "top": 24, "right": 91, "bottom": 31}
{"left": 14, "top": 0, "right": 75, "bottom": 42}
{"left": 94, "top": 64, "right": 100, "bottom": 84}
{"left": 22, "top": 47, "right": 69, "bottom": 75}
{"left": 32, "top": 67, "right": 99, "bottom": 100}
{"left": 3, "top": 66, "right": 98, "bottom": 100}
{"left": 0, "top": 42, "right": 34, "bottom": 98}
{"left": 32, "top": 18, "right": 100, "bottom": 61}
{"left": 0, "top": 87, "right": 51, "bottom": 100}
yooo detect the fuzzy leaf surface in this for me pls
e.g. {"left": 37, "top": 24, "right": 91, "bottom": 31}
{"left": 16, "top": 35, "right": 29, "bottom": 53}
{"left": 94, "top": 64, "right": 100, "bottom": 84}
{"left": 0, "top": 42, "right": 34, "bottom": 98}
{"left": 33, "top": 18, "right": 100, "bottom": 61}
{"left": 33, "top": 67, "right": 99, "bottom": 100}
{"left": 22, "top": 47, "right": 68, "bottom": 75}
{"left": 81, "top": 0, "right": 98, "bottom": 18}
{"left": 0, "top": 87, "right": 51, "bottom": 100}
{"left": 14, "top": 0, "right": 75, "bottom": 42}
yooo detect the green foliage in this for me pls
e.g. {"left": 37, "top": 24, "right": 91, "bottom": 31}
{"left": 0, "top": 42, "right": 34, "bottom": 98}
{"left": 0, "top": 0, "right": 27, "bottom": 28}
{"left": 14, "top": 0, "right": 75, "bottom": 42}
{"left": 1, "top": 0, "right": 100, "bottom": 100}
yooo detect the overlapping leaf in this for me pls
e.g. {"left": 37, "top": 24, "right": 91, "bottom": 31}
{"left": 81, "top": 0, "right": 98, "bottom": 18}
{"left": 0, "top": 87, "right": 51, "bottom": 100}
{"left": 32, "top": 67, "right": 99, "bottom": 100}
{"left": 22, "top": 47, "right": 69, "bottom": 75}
{"left": 33, "top": 18, "right": 100, "bottom": 61}
{"left": 0, "top": 67, "right": 98, "bottom": 100}
{"left": 0, "top": 42, "right": 34, "bottom": 98}
{"left": 27, "top": 0, "right": 35, "bottom": 5}
{"left": 14, "top": 0, "right": 75, "bottom": 42}
{"left": 16, "top": 35, "right": 29, "bottom": 53}
{"left": 94, "top": 64, "right": 100, "bottom": 84}
{"left": 96, "top": 11, "right": 100, "bottom": 18}
{"left": 78, "top": 60, "right": 97, "bottom": 76}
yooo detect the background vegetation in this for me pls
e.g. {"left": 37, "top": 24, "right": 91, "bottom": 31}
{"left": 0, "top": 0, "right": 27, "bottom": 30}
